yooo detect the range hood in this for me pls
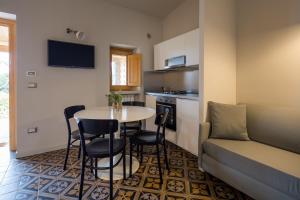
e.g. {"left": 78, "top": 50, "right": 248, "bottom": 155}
{"left": 164, "top": 55, "right": 186, "bottom": 69}
{"left": 150, "top": 55, "right": 198, "bottom": 72}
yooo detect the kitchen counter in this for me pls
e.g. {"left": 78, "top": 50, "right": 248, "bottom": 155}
{"left": 145, "top": 92, "right": 199, "bottom": 100}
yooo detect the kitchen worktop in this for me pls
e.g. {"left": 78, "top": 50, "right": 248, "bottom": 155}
{"left": 145, "top": 92, "right": 199, "bottom": 100}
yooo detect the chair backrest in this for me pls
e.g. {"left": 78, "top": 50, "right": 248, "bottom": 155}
{"left": 77, "top": 119, "right": 119, "bottom": 154}
{"left": 64, "top": 105, "right": 85, "bottom": 120}
{"left": 122, "top": 101, "right": 145, "bottom": 107}
{"left": 155, "top": 110, "right": 169, "bottom": 137}
{"left": 64, "top": 105, "right": 85, "bottom": 135}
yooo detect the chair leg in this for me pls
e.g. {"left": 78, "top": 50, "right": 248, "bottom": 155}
{"left": 163, "top": 140, "right": 169, "bottom": 170}
{"left": 156, "top": 144, "right": 163, "bottom": 185}
{"left": 78, "top": 143, "right": 81, "bottom": 160}
{"left": 136, "top": 145, "right": 140, "bottom": 157}
{"left": 79, "top": 155, "right": 86, "bottom": 200}
{"left": 95, "top": 158, "right": 98, "bottom": 179}
{"left": 90, "top": 158, "right": 93, "bottom": 173}
{"left": 140, "top": 145, "right": 143, "bottom": 163}
{"left": 63, "top": 137, "right": 71, "bottom": 170}
{"left": 109, "top": 154, "right": 114, "bottom": 200}
{"left": 129, "top": 142, "right": 133, "bottom": 177}
{"left": 123, "top": 147, "right": 126, "bottom": 180}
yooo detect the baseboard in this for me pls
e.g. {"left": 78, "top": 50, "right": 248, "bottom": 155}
{"left": 16, "top": 144, "right": 67, "bottom": 158}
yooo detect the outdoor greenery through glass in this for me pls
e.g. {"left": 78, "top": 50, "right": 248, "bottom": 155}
{"left": 111, "top": 54, "right": 127, "bottom": 86}
{"left": 0, "top": 52, "right": 9, "bottom": 119}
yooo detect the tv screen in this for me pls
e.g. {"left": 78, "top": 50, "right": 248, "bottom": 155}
{"left": 48, "top": 40, "right": 95, "bottom": 68}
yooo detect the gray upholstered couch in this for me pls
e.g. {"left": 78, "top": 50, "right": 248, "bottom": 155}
{"left": 198, "top": 104, "right": 300, "bottom": 200}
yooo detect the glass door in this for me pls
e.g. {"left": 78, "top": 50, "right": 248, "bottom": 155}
{"left": 0, "top": 25, "right": 9, "bottom": 148}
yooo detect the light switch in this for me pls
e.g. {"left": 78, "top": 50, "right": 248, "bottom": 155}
{"left": 26, "top": 71, "right": 36, "bottom": 77}
{"left": 27, "top": 82, "right": 37, "bottom": 88}
{"left": 27, "top": 127, "right": 38, "bottom": 134}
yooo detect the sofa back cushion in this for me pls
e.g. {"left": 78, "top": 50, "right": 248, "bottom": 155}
{"left": 246, "top": 104, "right": 300, "bottom": 154}
{"left": 208, "top": 101, "right": 250, "bottom": 140}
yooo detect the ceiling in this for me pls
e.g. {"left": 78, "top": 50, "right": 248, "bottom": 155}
{"left": 106, "top": 0, "right": 185, "bottom": 18}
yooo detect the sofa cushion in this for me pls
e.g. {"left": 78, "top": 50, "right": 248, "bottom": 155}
{"left": 246, "top": 104, "right": 300, "bottom": 154}
{"left": 203, "top": 139, "right": 300, "bottom": 199}
{"left": 208, "top": 101, "right": 249, "bottom": 140}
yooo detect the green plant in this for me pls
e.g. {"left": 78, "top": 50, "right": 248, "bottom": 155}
{"left": 0, "top": 91, "right": 9, "bottom": 119}
{"left": 106, "top": 92, "right": 123, "bottom": 105}
{"left": 0, "top": 73, "right": 9, "bottom": 93}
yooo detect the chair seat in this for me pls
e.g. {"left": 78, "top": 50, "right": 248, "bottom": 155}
{"left": 71, "top": 130, "right": 98, "bottom": 140}
{"left": 121, "top": 129, "right": 139, "bottom": 137}
{"left": 131, "top": 130, "right": 163, "bottom": 145}
{"left": 121, "top": 121, "right": 140, "bottom": 129}
{"left": 86, "top": 138, "right": 125, "bottom": 158}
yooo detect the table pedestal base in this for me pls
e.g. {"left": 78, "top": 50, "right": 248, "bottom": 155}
{"left": 96, "top": 155, "right": 139, "bottom": 180}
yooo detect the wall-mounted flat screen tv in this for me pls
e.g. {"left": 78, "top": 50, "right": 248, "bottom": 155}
{"left": 48, "top": 40, "right": 95, "bottom": 68}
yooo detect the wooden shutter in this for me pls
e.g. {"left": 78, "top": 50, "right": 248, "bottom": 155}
{"left": 127, "top": 54, "right": 141, "bottom": 87}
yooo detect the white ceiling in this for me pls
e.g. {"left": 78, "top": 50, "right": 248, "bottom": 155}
{"left": 106, "top": 0, "right": 185, "bottom": 18}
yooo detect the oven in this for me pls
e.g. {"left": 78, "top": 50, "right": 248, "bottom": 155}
{"left": 156, "top": 96, "right": 176, "bottom": 131}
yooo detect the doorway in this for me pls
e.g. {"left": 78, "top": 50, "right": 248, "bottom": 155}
{"left": 0, "top": 18, "right": 16, "bottom": 159}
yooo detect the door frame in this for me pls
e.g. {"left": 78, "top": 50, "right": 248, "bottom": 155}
{"left": 0, "top": 18, "right": 16, "bottom": 151}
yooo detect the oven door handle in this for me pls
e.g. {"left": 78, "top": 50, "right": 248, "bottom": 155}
{"left": 156, "top": 103, "right": 173, "bottom": 109}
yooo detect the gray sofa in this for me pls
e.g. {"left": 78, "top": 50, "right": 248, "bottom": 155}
{"left": 198, "top": 104, "right": 300, "bottom": 200}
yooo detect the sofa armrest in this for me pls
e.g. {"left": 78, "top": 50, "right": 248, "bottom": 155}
{"left": 198, "top": 122, "right": 211, "bottom": 171}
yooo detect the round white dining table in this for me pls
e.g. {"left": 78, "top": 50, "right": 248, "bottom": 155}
{"left": 74, "top": 106, "right": 155, "bottom": 180}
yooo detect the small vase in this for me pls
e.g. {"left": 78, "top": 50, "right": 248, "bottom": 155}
{"left": 116, "top": 103, "right": 122, "bottom": 111}
{"left": 112, "top": 102, "right": 122, "bottom": 111}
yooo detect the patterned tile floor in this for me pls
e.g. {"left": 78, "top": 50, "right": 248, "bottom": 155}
{"left": 0, "top": 142, "right": 253, "bottom": 200}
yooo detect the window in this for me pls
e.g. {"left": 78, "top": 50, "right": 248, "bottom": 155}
{"left": 110, "top": 47, "right": 141, "bottom": 91}
{"left": 111, "top": 54, "right": 127, "bottom": 86}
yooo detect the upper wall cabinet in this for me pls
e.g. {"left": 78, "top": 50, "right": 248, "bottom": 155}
{"left": 154, "top": 28, "right": 199, "bottom": 71}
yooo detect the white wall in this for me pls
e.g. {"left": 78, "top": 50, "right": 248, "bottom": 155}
{"left": 199, "top": 0, "right": 237, "bottom": 121}
{"left": 0, "top": 0, "right": 162, "bottom": 157}
{"left": 162, "top": 0, "right": 199, "bottom": 40}
{"left": 237, "top": 0, "right": 300, "bottom": 107}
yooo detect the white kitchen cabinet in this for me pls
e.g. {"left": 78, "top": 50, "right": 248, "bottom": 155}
{"left": 154, "top": 28, "right": 199, "bottom": 71}
{"left": 184, "top": 29, "right": 199, "bottom": 67}
{"left": 165, "top": 129, "right": 176, "bottom": 144}
{"left": 145, "top": 95, "right": 157, "bottom": 131}
{"left": 154, "top": 44, "right": 162, "bottom": 70}
{"left": 165, "top": 35, "right": 185, "bottom": 60}
{"left": 176, "top": 98, "right": 199, "bottom": 155}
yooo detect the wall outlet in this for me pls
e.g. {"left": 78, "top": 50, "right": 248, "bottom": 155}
{"left": 27, "top": 82, "right": 37, "bottom": 88}
{"left": 27, "top": 127, "right": 38, "bottom": 134}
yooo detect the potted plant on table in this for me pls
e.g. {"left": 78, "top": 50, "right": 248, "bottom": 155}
{"left": 106, "top": 92, "right": 123, "bottom": 111}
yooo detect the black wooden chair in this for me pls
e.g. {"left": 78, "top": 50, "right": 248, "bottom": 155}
{"left": 121, "top": 101, "right": 145, "bottom": 155}
{"left": 129, "top": 110, "right": 169, "bottom": 184}
{"left": 121, "top": 101, "right": 145, "bottom": 136}
{"left": 77, "top": 119, "right": 126, "bottom": 200}
{"left": 64, "top": 105, "right": 100, "bottom": 170}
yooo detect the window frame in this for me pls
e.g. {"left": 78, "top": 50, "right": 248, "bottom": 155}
{"left": 110, "top": 47, "right": 133, "bottom": 91}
